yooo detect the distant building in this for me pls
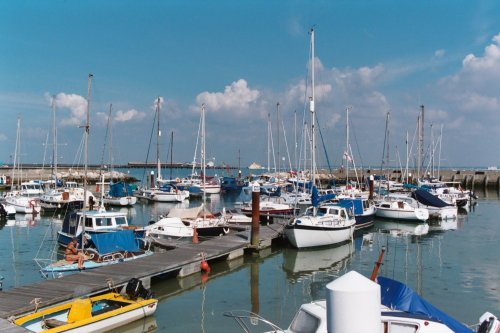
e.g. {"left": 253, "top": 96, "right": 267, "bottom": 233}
{"left": 248, "top": 162, "right": 264, "bottom": 170}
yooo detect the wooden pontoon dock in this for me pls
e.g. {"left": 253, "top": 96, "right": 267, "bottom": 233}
{"left": 0, "top": 223, "right": 286, "bottom": 330}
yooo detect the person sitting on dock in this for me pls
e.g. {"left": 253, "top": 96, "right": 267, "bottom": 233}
{"left": 65, "top": 238, "right": 85, "bottom": 270}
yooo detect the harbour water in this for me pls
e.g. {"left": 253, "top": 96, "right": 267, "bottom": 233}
{"left": 1, "top": 176, "right": 500, "bottom": 332}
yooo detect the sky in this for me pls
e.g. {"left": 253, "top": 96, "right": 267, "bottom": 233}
{"left": 1, "top": 0, "right": 500, "bottom": 169}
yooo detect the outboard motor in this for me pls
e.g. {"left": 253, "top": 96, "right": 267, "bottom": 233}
{"left": 125, "top": 278, "right": 153, "bottom": 300}
{"left": 477, "top": 312, "right": 500, "bottom": 333}
{"left": 0, "top": 204, "right": 6, "bottom": 219}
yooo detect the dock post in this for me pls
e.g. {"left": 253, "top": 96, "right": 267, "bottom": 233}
{"left": 251, "top": 181, "right": 260, "bottom": 247}
{"left": 368, "top": 175, "right": 374, "bottom": 200}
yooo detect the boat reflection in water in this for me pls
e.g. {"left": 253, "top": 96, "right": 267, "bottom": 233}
{"left": 107, "top": 315, "right": 157, "bottom": 333}
{"left": 428, "top": 218, "right": 459, "bottom": 232}
{"left": 282, "top": 241, "right": 354, "bottom": 283}
{"left": 375, "top": 220, "right": 429, "bottom": 237}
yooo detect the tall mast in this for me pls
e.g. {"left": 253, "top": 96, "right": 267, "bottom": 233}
{"left": 82, "top": 73, "right": 93, "bottom": 241}
{"left": 276, "top": 102, "right": 280, "bottom": 176}
{"left": 11, "top": 117, "right": 21, "bottom": 189}
{"left": 345, "top": 107, "right": 349, "bottom": 187}
{"left": 201, "top": 104, "right": 206, "bottom": 213}
{"left": 170, "top": 131, "right": 173, "bottom": 180}
{"left": 267, "top": 113, "right": 271, "bottom": 172}
{"left": 310, "top": 27, "right": 316, "bottom": 189}
{"left": 52, "top": 96, "right": 57, "bottom": 188}
{"left": 156, "top": 97, "right": 162, "bottom": 183}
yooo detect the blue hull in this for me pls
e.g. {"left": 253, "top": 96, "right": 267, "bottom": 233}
{"left": 354, "top": 213, "right": 375, "bottom": 229}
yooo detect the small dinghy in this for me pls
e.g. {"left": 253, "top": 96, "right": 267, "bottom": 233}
{"left": 14, "top": 278, "right": 157, "bottom": 333}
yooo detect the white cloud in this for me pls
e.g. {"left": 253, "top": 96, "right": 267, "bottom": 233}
{"left": 50, "top": 92, "right": 88, "bottom": 126}
{"left": 434, "top": 49, "right": 445, "bottom": 58}
{"left": 0, "top": 133, "right": 6, "bottom": 141}
{"left": 195, "top": 79, "right": 260, "bottom": 116}
{"left": 439, "top": 33, "right": 500, "bottom": 113}
{"left": 114, "top": 109, "right": 146, "bottom": 122}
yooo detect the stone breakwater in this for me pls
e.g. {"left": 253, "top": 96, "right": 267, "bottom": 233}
{"left": 3, "top": 167, "right": 137, "bottom": 185}
{"left": 267, "top": 168, "right": 500, "bottom": 191}
{"left": 3, "top": 166, "right": 500, "bottom": 191}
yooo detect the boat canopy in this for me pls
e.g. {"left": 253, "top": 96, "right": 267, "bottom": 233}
{"left": 378, "top": 276, "right": 474, "bottom": 333}
{"left": 338, "top": 198, "right": 363, "bottom": 215}
{"left": 168, "top": 205, "right": 210, "bottom": 219}
{"left": 411, "top": 189, "right": 451, "bottom": 208}
{"left": 109, "top": 182, "right": 135, "bottom": 197}
{"left": 89, "top": 230, "right": 140, "bottom": 254}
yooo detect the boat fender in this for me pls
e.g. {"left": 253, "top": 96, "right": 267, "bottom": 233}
{"left": 176, "top": 177, "right": 180, "bottom": 182}
{"left": 223, "top": 227, "right": 229, "bottom": 234}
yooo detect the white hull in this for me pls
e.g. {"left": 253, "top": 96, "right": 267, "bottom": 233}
{"left": 5, "top": 196, "right": 41, "bottom": 214}
{"left": 192, "top": 184, "right": 221, "bottom": 194}
{"left": 103, "top": 196, "right": 137, "bottom": 206}
{"left": 375, "top": 207, "right": 428, "bottom": 221}
{"left": 285, "top": 220, "right": 355, "bottom": 248}
{"left": 139, "top": 189, "right": 189, "bottom": 202}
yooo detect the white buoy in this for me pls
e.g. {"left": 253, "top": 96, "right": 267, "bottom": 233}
{"left": 326, "top": 270, "right": 380, "bottom": 333}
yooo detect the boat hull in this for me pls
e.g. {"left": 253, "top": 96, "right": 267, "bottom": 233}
{"left": 375, "top": 207, "right": 429, "bottom": 221}
{"left": 285, "top": 223, "right": 355, "bottom": 248}
{"left": 103, "top": 196, "right": 137, "bottom": 206}
{"left": 15, "top": 292, "right": 157, "bottom": 333}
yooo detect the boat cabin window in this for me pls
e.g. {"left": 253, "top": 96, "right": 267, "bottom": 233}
{"left": 383, "top": 321, "right": 419, "bottom": 333}
{"left": 340, "top": 210, "right": 346, "bottom": 218}
{"left": 381, "top": 204, "right": 391, "bottom": 208}
{"left": 115, "top": 217, "right": 127, "bottom": 225}
{"left": 95, "top": 218, "right": 113, "bottom": 227}
{"left": 397, "top": 201, "right": 404, "bottom": 209}
{"left": 85, "top": 217, "right": 93, "bottom": 228}
{"left": 288, "top": 309, "right": 320, "bottom": 333}
{"left": 318, "top": 207, "right": 328, "bottom": 215}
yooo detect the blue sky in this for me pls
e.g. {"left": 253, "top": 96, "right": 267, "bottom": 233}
{"left": 1, "top": 0, "right": 500, "bottom": 169}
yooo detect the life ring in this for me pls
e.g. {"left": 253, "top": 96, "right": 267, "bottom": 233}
{"left": 175, "top": 177, "right": 180, "bottom": 182}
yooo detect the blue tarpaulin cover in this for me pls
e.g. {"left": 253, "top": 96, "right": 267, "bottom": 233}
{"left": 312, "top": 186, "right": 336, "bottom": 207}
{"left": 89, "top": 230, "right": 140, "bottom": 254}
{"left": 338, "top": 198, "right": 363, "bottom": 215}
{"left": 378, "top": 276, "right": 474, "bottom": 333}
{"left": 109, "top": 181, "right": 135, "bottom": 197}
{"left": 411, "top": 189, "right": 451, "bottom": 208}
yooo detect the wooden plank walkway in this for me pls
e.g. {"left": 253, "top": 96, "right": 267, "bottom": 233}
{"left": 0, "top": 223, "right": 286, "bottom": 322}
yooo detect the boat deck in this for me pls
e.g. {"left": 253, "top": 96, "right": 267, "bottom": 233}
{"left": 0, "top": 222, "right": 286, "bottom": 321}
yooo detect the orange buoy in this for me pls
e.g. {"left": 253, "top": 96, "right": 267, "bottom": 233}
{"left": 200, "top": 260, "right": 210, "bottom": 273}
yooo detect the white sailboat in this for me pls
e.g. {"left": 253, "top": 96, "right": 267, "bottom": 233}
{"left": 138, "top": 97, "right": 189, "bottom": 202}
{"left": 4, "top": 117, "right": 42, "bottom": 214}
{"left": 180, "top": 104, "right": 221, "bottom": 195}
{"left": 40, "top": 96, "right": 95, "bottom": 212}
{"left": 284, "top": 28, "right": 355, "bottom": 249}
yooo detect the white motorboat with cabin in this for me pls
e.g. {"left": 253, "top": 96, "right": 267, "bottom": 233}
{"left": 224, "top": 270, "right": 499, "bottom": 333}
{"left": 375, "top": 195, "right": 429, "bottom": 221}
{"left": 285, "top": 202, "right": 356, "bottom": 248}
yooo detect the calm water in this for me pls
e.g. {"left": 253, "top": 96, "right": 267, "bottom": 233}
{"left": 1, "top": 185, "right": 500, "bottom": 332}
